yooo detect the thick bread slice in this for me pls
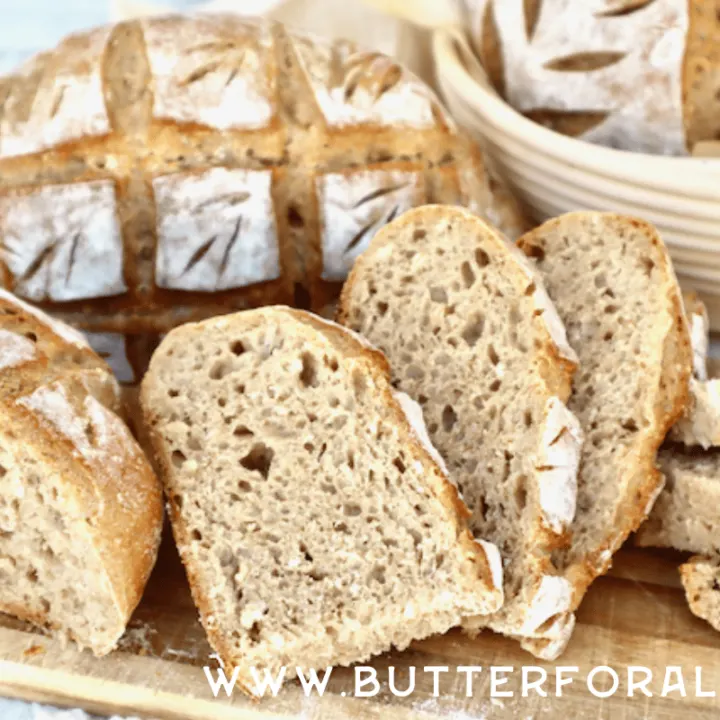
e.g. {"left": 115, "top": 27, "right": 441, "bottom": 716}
{"left": 517, "top": 212, "right": 692, "bottom": 608}
{"left": 679, "top": 554, "right": 720, "bottom": 633}
{"left": 635, "top": 447, "right": 720, "bottom": 554}
{"left": 0, "top": 290, "right": 163, "bottom": 655}
{"left": 140, "top": 306, "right": 503, "bottom": 696}
{"left": 669, "top": 293, "right": 720, "bottom": 448}
{"left": 337, "top": 205, "right": 582, "bottom": 650}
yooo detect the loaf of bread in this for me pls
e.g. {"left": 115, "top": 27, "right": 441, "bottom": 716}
{"left": 669, "top": 293, "right": 720, "bottom": 448}
{"left": 337, "top": 206, "right": 582, "bottom": 657}
{"left": 0, "top": 13, "right": 526, "bottom": 351}
{"left": 466, "top": 0, "right": 720, "bottom": 155}
{"left": 680, "top": 554, "right": 720, "bottom": 632}
{"left": 141, "top": 306, "right": 503, "bottom": 695}
{"left": 0, "top": 289, "right": 163, "bottom": 655}
{"left": 635, "top": 447, "right": 720, "bottom": 554}
{"left": 517, "top": 212, "right": 692, "bottom": 616}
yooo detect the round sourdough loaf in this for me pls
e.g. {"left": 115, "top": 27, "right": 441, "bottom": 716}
{"left": 0, "top": 288, "right": 163, "bottom": 655}
{"left": 0, "top": 12, "right": 526, "bottom": 348}
{"left": 465, "top": 0, "right": 720, "bottom": 155}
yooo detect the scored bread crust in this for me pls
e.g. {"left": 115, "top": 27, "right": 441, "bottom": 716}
{"left": 518, "top": 211, "right": 692, "bottom": 610}
{"left": 141, "top": 306, "right": 503, "bottom": 695}
{"left": 337, "top": 205, "right": 582, "bottom": 649}
{"left": 0, "top": 14, "right": 527, "bottom": 336}
{"left": 0, "top": 290, "right": 163, "bottom": 654}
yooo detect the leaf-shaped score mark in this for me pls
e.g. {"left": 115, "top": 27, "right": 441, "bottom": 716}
{"left": 524, "top": 109, "right": 609, "bottom": 137}
{"left": 596, "top": 0, "right": 657, "bottom": 18}
{"left": 344, "top": 205, "right": 400, "bottom": 255}
{"left": 339, "top": 182, "right": 408, "bottom": 256}
{"left": 12, "top": 231, "right": 83, "bottom": 288}
{"left": 181, "top": 41, "right": 248, "bottom": 90}
{"left": 524, "top": 0, "right": 541, "bottom": 42}
{"left": 66, "top": 232, "right": 82, "bottom": 286}
{"left": 342, "top": 53, "right": 404, "bottom": 104}
{"left": 543, "top": 51, "right": 627, "bottom": 72}
{"left": 196, "top": 192, "right": 251, "bottom": 212}
{"left": 351, "top": 183, "right": 408, "bottom": 210}
{"left": 181, "top": 217, "right": 243, "bottom": 280}
{"left": 19, "top": 243, "right": 56, "bottom": 284}
{"left": 50, "top": 84, "right": 66, "bottom": 119}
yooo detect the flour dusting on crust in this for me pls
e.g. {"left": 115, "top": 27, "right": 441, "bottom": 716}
{"left": 0, "top": 329, "right": 37, "bottom": 371}
{"left": 469, "top": 0, "right": 689, "bottom": 154}
{"left": 318, "top": 168, "right": 424, "bottom": 281}
{"left": 141, "top": 14, "right": 276, "bottom": 131}
{"left": 291, "top": 32, "right": 447, "bottom": 129}
{"left": 154, "top": 168, "right": 281, "bottom": 292}
{"left": 0, "top": 288, "right": 89, "bottom": 348}
{"left": 0, "top": 26, "right": 111, "bottom": 158}
{"left": 0, "top": 181, "right": 127, "bottom": 302}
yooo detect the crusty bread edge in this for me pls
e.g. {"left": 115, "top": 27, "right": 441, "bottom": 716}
{"left": 0, "top": 305, "right": 163, "bottom": 655}
{"left": 518, "top": 212, "right": 692, "bottom": 607}
{"left": 679, "top": 554, "right": 720, "bottom": 633}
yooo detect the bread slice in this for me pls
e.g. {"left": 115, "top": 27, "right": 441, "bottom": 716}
{"left": 680, "top": 554, "right": 720, "bottom": 632}
{"left": 0, "top": 290, "right": 163, "bottom": 655}
{"left": 669, "top": 293, "right": 720, "bottom": 448}
{"left": 140, "top": 306, "right": 503, "bottom": 695}
{"left": 635, "top": 447, "right": 720, "bottom": 554}
{"left": 337, "top": 205, "right": 582, "bottom": 652}
{"left": 517, "top": 212, "right": 692, "bottom": 608}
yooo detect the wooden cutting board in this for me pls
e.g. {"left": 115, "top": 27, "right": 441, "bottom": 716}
{"left": 2, "top": 538, "right": 720, "bottom": 720}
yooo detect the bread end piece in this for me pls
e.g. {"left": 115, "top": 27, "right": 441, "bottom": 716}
{"left": 0, "top": 295, "right": 163, "bottom": 655}
{"left": 680, "top": 554, "right": 720, "bottom": 633}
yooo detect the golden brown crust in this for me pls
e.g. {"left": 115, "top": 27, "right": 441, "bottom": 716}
{"left": 0, "top": 291, "right": 164, "bottom": 654}
{"left": 0, "top": 15, "right": 526, "bottom": 335}
{"left": 683, "top": 0, "right": 720, "bottom": 152}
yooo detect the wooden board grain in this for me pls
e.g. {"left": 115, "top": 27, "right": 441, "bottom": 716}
{"left": 2, "top": 537, "right": 720, "bottom": 719}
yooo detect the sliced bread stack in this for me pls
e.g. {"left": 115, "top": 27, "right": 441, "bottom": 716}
{"left": 633, "top": 292, "right": 720, "bottom": 633}
{"left": 0, "top": 289, "right": 163, "bottom": 655}
{"left": 515, "top": 212, "right": 691, "bottom": 634}
{"left": 636, "top": 293, "right": 720, "bottom": 553}
{"left": 338, "top": 205, "right": 583, "bottom": 658}
{"left": 140, "top": 307, "right": 504, "bottom": 695}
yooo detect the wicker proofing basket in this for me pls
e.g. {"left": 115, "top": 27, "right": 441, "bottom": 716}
{"left": 432, "top": 28, "right": 720, "bottom": 329}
